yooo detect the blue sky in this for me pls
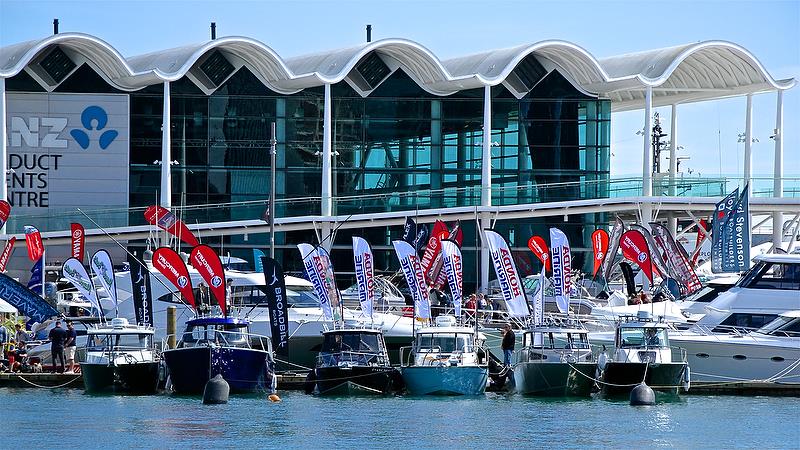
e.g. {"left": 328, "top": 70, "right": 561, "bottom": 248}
{"left": 1, "top": 0, "right": 798, "bottom": 179}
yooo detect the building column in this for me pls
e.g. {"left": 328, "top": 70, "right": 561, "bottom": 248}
{"left": 668, "top": 104, "right": 678, "bottom": 235}
{"left": 641, "top": 86, "right": 653, "bottom": 223}
{"left": 0, "top": 78, "right": 7, "bottom": 210}
{"left": 480, "top": 85, "right": 492, "bottom": 293}
{"left": 772, "top": 90, "right": 784, "bottom": 250}
{"left": 160, "top": 81, "right": 171, "bottom": 208}
{"left": 430, "top": 99, "right": 442, "bottom": 208}
{"left": 320, "top": 83, "right": 333, "bottom": 250}
{"left": 744, "top": 94, "right": 753, "bottom": 194}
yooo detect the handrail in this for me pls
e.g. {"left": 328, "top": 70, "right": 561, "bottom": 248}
{"left": 161, "top": 328, "right": 273, "bottom": 353}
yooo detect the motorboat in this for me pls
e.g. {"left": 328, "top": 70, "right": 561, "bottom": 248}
{"left": 597, "top": 311, "right": 689, "bottom": 395}
{"left": 340, "top": 276, "right": 408, "bottom": 314}
{"left": 305, "top": 328, "right": 403, "bottom": 396}
{"left": 668, "top": 310, "right": 800, "bottom": 390}
{"left": 513, "top": 318, "right": 596, "bottom": 396}
{"left": 400, "top": 316, "right": 488, "bottom": 396}
{"left": 161, "top": 316, "right": 274, "bottom": 394}
{"left": 80, "top": 318, "right": 160, "bottom": 394}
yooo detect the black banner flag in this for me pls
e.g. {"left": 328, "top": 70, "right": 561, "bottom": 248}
{"left": 261, "top": 256, "right": 289, "bottom": 357}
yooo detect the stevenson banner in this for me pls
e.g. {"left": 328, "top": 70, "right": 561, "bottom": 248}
{"left": 440, "top": 239, "right": 463, "bottom": 318}
{"left": 261, "top": 256, "right": 289, "bottom": 357}
{"left": 527, "top": 235, "right": 551, "bottom": 273}
{"left": 602, "top": 216, "right": 625, "bottom": 281}
{"left": 144, "top": 205, "right": 200, "bottom": 248}
{"left": 484, "top": 229, "right": 529, "bottom": 317}
{"left": 190, "top": 245, "right": 228, "bottom": 316}
{"left": 152, "top": 247, "right": 196, "bottom": 309}
{"left": 0, "top": 272, "right": 58, "bottom": 323}
{"left": 392, "top": 240, "right": 431, "bottom": 319}
{"left": 0, "top": 200, "right": 11, "bottom": 229}
{"left": 90, "top": 250, "right": 117, "bottom": 310}
{"left": 591, "top": 229, "right": 609, "bottom": 278}
{"left": 711, "top": 188, "right": 739, "bottom": 273}
{"left": 649, "top": 222, "right": 702, "bottom": 296}
{"left": 71, "top": 223, "right": 85, "bottom": 263}
{"left": 620, "top": 230, "right": 654, "bottom": 283}
{"left": 128, "top": 257, "right": 153, "bottom": 326}
{"left": 549, "top": 228, "right": 571, "bottom": 314}
{"left": 0, "top": 237, "right": 16, "bottom": 272}
{"left": 297, "top": 243, "right": 341, "bottom": 321}
{"left": 352, "top": 237, "right": 375, "bottom": 319}
{"left": 721, "top": 187, "right": 750, "bottom": 273}
{"left": 62, "top": 257, "right": 103, "bottom": 317}
{"left": 24, "top": 225, "right": 44, "bottom": 262}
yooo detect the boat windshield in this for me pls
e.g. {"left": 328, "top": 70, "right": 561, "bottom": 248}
{"left": 618, "top": 328, "right": 669, "bottom": 348}
{"left": 735, "top": 261, "right": 800, "bottom": 291}
{"left": 757, "top": 316, "right": 800, "bottom": 337}
{"left": 414, "top": 333, "right": 473, "bottom": 353}
{"left": 321, "top": 333, "right": 382, "bottom": 354}
{"left": 181, "top": 324, "right": 249, "bottom": 347}
{"left": 525, "top": 331, "right": 589, "bottom": 349}
{"left": 88, "top": 334, "right": 151, "bottom": 350}
{"left": 228, "top": 285, "right": 319, "bottom": 308}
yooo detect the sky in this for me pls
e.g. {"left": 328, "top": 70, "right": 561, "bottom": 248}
{"left": 1, "top": 0, "right": 798, "bottom": 180}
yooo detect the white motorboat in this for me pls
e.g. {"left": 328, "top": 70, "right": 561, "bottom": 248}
{"left": 339, "top": 276, "right": 408, "bottom": 314}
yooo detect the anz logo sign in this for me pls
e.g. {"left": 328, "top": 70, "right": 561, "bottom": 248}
{"left": 10, "top": 105, "right": 118, "bottom": 150}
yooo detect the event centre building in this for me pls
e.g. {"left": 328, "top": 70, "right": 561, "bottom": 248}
{"left": 0, "top": 28, "right": 794, "bottom": 288}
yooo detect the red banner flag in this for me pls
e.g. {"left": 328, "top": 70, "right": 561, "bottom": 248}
{"left": 190, "top": 244, "right": 227, "bottom": 316}
{"left": 432, "top": 221, "right": 464, "bottom": 289}
{"left": 620, "top": 230, "right": 654, "bottom": 283}
{"left": 692, "top": 218, "right": 709, "bottom": 266}
{"left": 0, "top": 237, "right": 16, "bottom": 272}
{"left": 591, "top": 229, "right": 610, "bottom": 278}
{"left": 527, "top": 235, "right": 551, "bottom": 273}
{"left": 420, "top": 220, "right": 448, "bottom": 285}
{"left": 24, "top": 225, "right": 44, "bottom": 262}
{"left": 71, "top": 223, "right": 85, "bottom": 263}
{"left": 0, "top": 201, "right": 11, "bottom": 229}
{"left": 144, "top": 205, "right": 200, "bottom": 248}
{"left": 152, "top": 247, "right": 196, "bottom": 308}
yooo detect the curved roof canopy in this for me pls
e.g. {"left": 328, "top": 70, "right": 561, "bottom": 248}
{"left": 1, "top": 33, "right": 794, "bottom": 111}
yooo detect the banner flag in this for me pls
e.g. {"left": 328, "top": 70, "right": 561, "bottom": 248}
{"left": 24, "top": 225, "right": 44, "bottom": 262}
{"left": 440, "top": 239, "right": 463, "bottom": 318}
{"left": 0, "top": 237, "right": 16, "bottom": 272}
{"left": 484, "top": 229, "right": 529, "bottom": 317}
{"left": 0, "top": 272, "right": 58, "bottom": 323}
{"left": 0, "top": 200, "right": 10, "bottom": 229}
{"left": 630, "top": 224, "right": 671, "bottom": 279}
{"left": 692, "top": 218, "right": 710, "bottom": 266}
{"left": 144, "top": 205, "right": 200, "bottom": 248}
{"left": 620, "top": 230, "right": 654, "bottom": 283}
{"left": 532, "top": 270, "right": 545, "bottom": 326}
{"left": 297, "top": 243, "right": 341, "bottom": 321}
{"left": 392, "top": 240, "right": 431, "bottom": 319}
{"left": 420, "top": 220, "right": 448, "bottom": 285}
{"left": 128, "top": 257, "right": 153, "bottom": 326}
{"left": 27, "top": 257, "right": 44, "bottom": 295}
{"left": 721, "top": 186, "right": 750, "bottom": 272}
{"left": 402, "top": 217, "right": 417, "bottom": 244}
{"left": 352, "top": 237, "right": 375, "bottom": 319}
{"left": 602, "top": 216, "right": 626, "bottom": 281}
{"left": 649, "top": 222, "right": 703, "bottom": 296}
{"left": 90, "top": 250, "right": 118, "bottom": 309}
{"left": 549, "top": 228, "right": 572, "bottom": 314}
{"left": 261, "top": 256, "right": 289, "bottom": 357}
{"left": 71, "top": 223, "right": 85, "bottom": 263}
{"left": 412, "top": 224, "right": 429, "bottom": 253}
{"left": 152, "top": 247, "right": 196, "bottom": 309}
{"left": 432, "top": 221, "right": 464, "bottom": 290}
{"left": 591, "top": 229, "right": 609, "bottom": 278}
{"left": 527, "top": 235, "right": 551, "bottom": 273}
{"left": 253, "top": 249, "right": 266, "bottom": 273}
{"left": 62, "top": 257, "right": 103, "bottom": 317}
{"left": 190, "top": 245, "right": 228, "bottom": 316}
{"left": 711, "top": 188, "right": 739, "bottom": 273}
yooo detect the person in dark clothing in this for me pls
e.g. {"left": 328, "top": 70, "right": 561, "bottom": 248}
{"left": 48, "top": 321, "right": 67, "bottom": 373}
{"left": 65, "top": 321, "right": 78, "bottom": 373}
{"left": 501, "top": 323, "right": 515, "bottom": 367}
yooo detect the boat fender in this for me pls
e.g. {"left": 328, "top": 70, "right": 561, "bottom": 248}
{"left": 683, "top": 366, "right": 691, "bottom": 392}
{"left": 630, "top": 382, "right": 656, "bottom": 406}
{"left": 268, "top": 394, "right": 282, "bottom": 402}
{"left": 597, "top": 351, "right": 608, "bottom": 371}
{"left": 202, "top": 374, "right": 230, "bottom": 405}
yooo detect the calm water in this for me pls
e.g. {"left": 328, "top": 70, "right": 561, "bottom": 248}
{"left": 2, "top": 388, "right": 798, "bottom": 449}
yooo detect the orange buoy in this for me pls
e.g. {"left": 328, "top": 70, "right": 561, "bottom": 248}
{"left": 268, "top": 394, "right": 281, "bottom": 402}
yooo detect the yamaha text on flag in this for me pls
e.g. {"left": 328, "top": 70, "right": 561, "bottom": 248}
{"left": 0, "top": 237, "right": 16, "bottom": 272}
{"left": 71, "top": 223, "right": 85, "bottom": 263}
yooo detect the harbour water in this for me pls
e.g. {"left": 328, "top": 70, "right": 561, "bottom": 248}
{"left": 3, "top": 388, "right": 797, "bottom": 448}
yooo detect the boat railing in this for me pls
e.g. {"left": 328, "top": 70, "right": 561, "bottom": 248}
{"left": 316, "top": 350, "right": 388, "bottom": 367}
{"left": 613, "top": 345, "right": 687, "bottom": 364}
{"left": 399, "top": 344, "right": 489, "bottom": 368}
{"left": 515, "top": 345, "right": 593, "bottom": 364}
{"left": 87, "top": 346, "right": 158, "bottom": 363}
{"left": 161, "top": 329, "right": 272, "bottom": 353}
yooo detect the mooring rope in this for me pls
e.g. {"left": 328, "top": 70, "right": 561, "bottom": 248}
{"left": 13, "top": 374, "right": 82, "bottom": 389}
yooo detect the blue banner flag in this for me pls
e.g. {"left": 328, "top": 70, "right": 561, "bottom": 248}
{"left": 402, "top": 217, "right": 417, "bottom": 244}
{"left": 0, "top": 271, "right": 58, "bottom": 323}
{"left": 711, "top": 188, "right": 739, "bottom": 273}
{"left": 253, "top": 249, "right": 266, "bottom": 273}
{"left": 721, "top": 186, "right": 750, "bottom": 272}
{"left": 27, "top": 257, "right": 44, "bottom": 295}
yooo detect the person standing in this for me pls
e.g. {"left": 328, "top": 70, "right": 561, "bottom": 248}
{"left": 64, "top": 321, "right": 78, "bottom": 373}
{"left": 48, "top": 321, "right": 67, "bottom": 373}
{"left": 501, "top": 323, "right": 515, "bottom": 367}
{"left": 0, "top": 324, "right": 7, "bottom": 356}
{"left": 14, "top": 324, "right": 27, "bottom": 346}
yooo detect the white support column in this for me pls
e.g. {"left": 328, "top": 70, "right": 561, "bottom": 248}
{"left": 160, "top": 81, "right": 171, "bottom": 208}
{"left": 320, "top": 83, "right": 333, "bottom": 250}
{"left": 480, "top": 213, "right": 491, "bottom": 294}
{"left": 641, "top": 86, "right": 653, "bottom": 223}
{"left": 668, "top": 103, "right": 678, "bottom": 235}
{"left": 480, "top": 85, "right": 492, "bottom": 293}
{"left": 744, "top": 93, "right": 753, "bottom": 194}
{"left": 0, "top": 78, "right": 7, "bottom": 205}
{"left": 772, "top": 90, "right": 784, "bottom": 250}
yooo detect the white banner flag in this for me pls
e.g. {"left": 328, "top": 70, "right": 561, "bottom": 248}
{"left": 533, "top": 270, "right": 545, "bottom": 325}
{"left": 352, "top": 237, "right": 375, "bottom": 319}
{"left": 392, "top": 240, "right": 431, "bottom": 319}
{"left": 484, "top": 230, "right": 529, "bottom": 317}
{"left": 297, "top": 243, "right": 341, "bottom": 321}
{"left": 440, "top": 239, "right": 463, "bottom": 318}
{"left": 90, "top": 249, "right": 117, "bottom": 310}
{"left": 62, "top": 257, "right": 103, "bottom": 317}
{"left": 549, "top": 227, "right": 571, "bottom": 314}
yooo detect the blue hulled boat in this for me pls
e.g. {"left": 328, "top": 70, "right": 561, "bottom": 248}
{"left": 162, "top": 317, "right": 274, "bottom": 394}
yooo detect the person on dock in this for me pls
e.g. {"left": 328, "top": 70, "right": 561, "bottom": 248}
{"left": 48, "top": 321, "right": 67, "bottom": 373}
{"left": 0, "top": 324, "right": 7, "bottom": 349}
{"left": 14, "top": 324, "right": 27, "bottom": 345}
{"left": 501, "top": 323, "right": 515, "bottom": 367}
{"left": 11, "top": 342, "right": 27, "bottom": 373}
{"left": 64, "top": 321, "right": 78, "bottom": 373}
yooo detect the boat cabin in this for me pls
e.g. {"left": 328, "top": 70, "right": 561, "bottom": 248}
{"left": 85, "top": 318, "right": 156, "bottom": 364}
{"left": 755, "top": 311, "right": 800, "bottom": 337}
{"left": 318, "top": 329, "right": 389, "bottom": 367}
{"left": 519, "top": 324, "right": 592, "bottom": 363}
{"left": 179, "top": 317, "right": 260, "bottom": 349}
{"left": 613, "top": 312, "right": 675, "bottom": 364}
{"left": 405, "top": 316, "right": 484, "bottom": 367}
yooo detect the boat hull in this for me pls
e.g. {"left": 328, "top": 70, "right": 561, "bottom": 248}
{"left": 402, "top": 365, "right": 488, "bottom": 396}
{"left": 80, "top": 362, "right": 161, "bottom": 394}
{"left": 514, "top": 362, "right": 596, "bottom": 396}
{"left": 601, "top": 362, "right": 687, "bottom": 395}
{"left": 162, "top": 346, "right": 271, "bottom": 394}
{"left": 312, "top": 366, "right": 401, "bottom": 396}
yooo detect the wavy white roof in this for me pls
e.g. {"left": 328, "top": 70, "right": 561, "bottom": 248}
{"left": 1, "top": 33, "right": 794, "bottom": 111}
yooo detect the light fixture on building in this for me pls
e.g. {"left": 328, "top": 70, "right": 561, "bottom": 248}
{"left": 563, "top": 214, "right": 568, "bottom": 222}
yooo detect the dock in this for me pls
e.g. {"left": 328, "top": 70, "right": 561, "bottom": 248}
{"left": 0, "top": 373, "right": 83, "bottom": 389}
